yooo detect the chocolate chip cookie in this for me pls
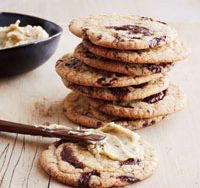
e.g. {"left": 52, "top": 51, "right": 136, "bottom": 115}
{"left": 63, "top": 92, "right": 164, "bottom": 130}
{"left": 62, "top": 76, "right": 169, "bottom": 101}
{"left": 89, "top": 84, "right": 186, "bottom": 118}
{"left": 56, "top": 54, "right": 165, "bottom": 87}
{"left": 69, "top": 15, "right": 177, "bottom": 50}
{"left": 40, "top": 139, "right": 157, "bottom": 187}
{"left": 74, "top": 43, "right": 176, "bottom": 76}
{"left": 83, "top": 39, "right": 189, "bottom": 64}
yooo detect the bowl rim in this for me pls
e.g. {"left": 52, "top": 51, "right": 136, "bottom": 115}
{"left": 0, "top": 12, "right": 63, "bottom": 52}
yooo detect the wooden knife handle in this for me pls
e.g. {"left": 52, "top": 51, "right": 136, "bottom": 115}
{"left": 0, "top": 120, "right": 105, "bottom": 144}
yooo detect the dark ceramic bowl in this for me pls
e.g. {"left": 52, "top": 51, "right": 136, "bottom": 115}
{"left": 0, "top": 12, "right": 62, "bottom": 77}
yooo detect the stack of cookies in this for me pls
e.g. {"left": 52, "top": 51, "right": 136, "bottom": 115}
{"left": 56, "top": 15, "right": 189, "bottom": 130}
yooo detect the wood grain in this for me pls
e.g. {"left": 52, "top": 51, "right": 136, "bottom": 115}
{"left": 0, "top": 0, "right": 200, "bottom": 187}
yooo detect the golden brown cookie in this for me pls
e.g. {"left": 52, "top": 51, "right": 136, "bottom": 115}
{"left": 40, "top": 139, "right": 157, "bottom": 187}
{"left": 69, "top": 15, "right": 177, "bottom": 50}
{"left": 62, "top": 76, "right": 170, "bottom": 101}
{"left": 89, "top": 84, "right": 186, "bottom": 118}
{"left": 56, "top": 54, "right": 165, "bottom": 87}
{"left": 74, "top": 43, "right": 175, "bottom": 75}
{"left": 63, "top": 92, "right": 165, "bottom": 130}
{"left": 83, "top": 39, "right": 189, "bottom": 64}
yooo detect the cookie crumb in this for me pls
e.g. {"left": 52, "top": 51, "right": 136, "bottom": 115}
{"left": 32, "top": 98, "right": 65, "bottom": 124}
{"left": 34, "top": 99, "right": 54, "bottom": 117}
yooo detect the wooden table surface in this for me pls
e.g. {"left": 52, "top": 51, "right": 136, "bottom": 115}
{"left": 0, "top": 1, "right": 200, "bottom": 188}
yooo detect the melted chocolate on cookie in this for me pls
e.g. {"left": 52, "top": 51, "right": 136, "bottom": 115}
{"left": 142, "top": 120, "right": 151, "bottom": 127}
{"left": 147, "top": 63, "right": 174, "bottom": 73}
{"left": 78, "top": 170, "right": 100, "bottom": 188}
{"left": 84, "top": 51, "right": 97, "bottom": 59}
{"left": 113, "top": 35, "right": 125, "bottom": 43}
{"left": 140, "top": 16, "right": 167, "bottom": 25}
{"left": 67, "top": 59, "right": 82, "bottom": 68}
{"left": 109, "top": 87, "right": 130, "bottom": 100}
{"left": 149, "top": 36, "right": 166, "bottom": 48}
{"left": 61, "top": 146, "right": 85, "bottom": 169}
{"left": 132, "top": 82, "right": 148, "bottom": 88}
{"left": 140, "top": 16, "right": 154, "bottom": 22}
{"left": 97, "top": 77, "right": 118, "bottom": 87}
{"left": 120, "top": 158, "right": 141, "bottom": 166}
{"left": 117, "top": 176, "right": 139, "bottom": 183}
{"left": 157, "top": 20, "right": 167, "bottom": 25}
{"left": 106, "top": 25, "right": 153, "bottom": 36}
{"left": 54, "top": 139, "right": 66, "bottom": 147}
{"left": 143, "top": 90, "right": 166, "bottom": 104}
{"left": 96, "top": 34, "right": 102, "bottom": 41}
{"left": 109, "top": 83, "right": 147, "bottom": 100}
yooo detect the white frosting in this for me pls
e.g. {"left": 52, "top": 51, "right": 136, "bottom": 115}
{"left": 88, "top": 122, "right": 144, "bottom": 161}
{"left": 36, "top": 124, "right": 67, "bottom": 130}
